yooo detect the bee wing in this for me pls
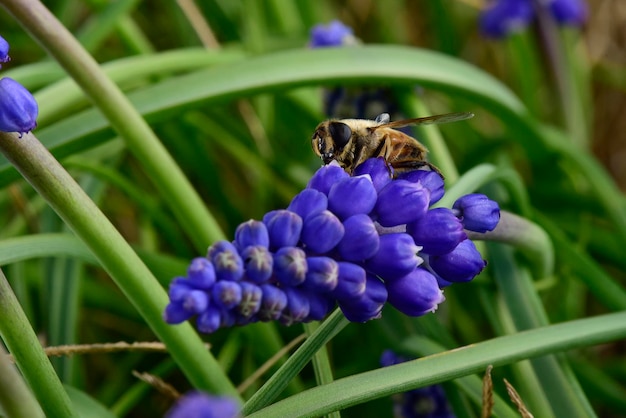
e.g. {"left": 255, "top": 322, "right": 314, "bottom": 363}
{"left": 373, "top": 112, "right": 474, "bottom": 130}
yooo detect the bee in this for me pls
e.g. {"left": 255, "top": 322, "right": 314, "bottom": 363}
{"left": 311, "top": 112, "right": 473, "bottom": 176}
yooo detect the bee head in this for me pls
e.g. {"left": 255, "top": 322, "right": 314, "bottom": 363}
{"left": 311, "top": 121, "right": 353, "bottom": 165}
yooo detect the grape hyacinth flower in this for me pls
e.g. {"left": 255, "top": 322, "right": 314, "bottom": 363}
{"left": 0, "top": 78, "right": 39, "bottom": 135}
{"left": 380, "top": 350, "right": 455, "bottom": 418}
{"left": 0, "top": 35, "right": 9, "bottom": 68}
{"left": 164, "top": 157, "right": 500, "bottom": 333}
{"left": 165, "top": 392, "right": 241, "bottom": 418}
{"left": 309, "top": 20, "right": 357, "bottom": 48}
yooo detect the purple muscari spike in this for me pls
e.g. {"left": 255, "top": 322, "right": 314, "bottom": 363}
{"left": 273, "top": 247, "right": 308, "bottom": 286}
{"left": 236, "top": 282, "right": 262, "bottom": 318}
{"left": 165, "top": 391, "right": 241, "bottom": 418}
{"left": 328, "top": 175, "right": 378, "bottom": 219}
{"left": 211, "top": 281, "right": 242, "bottom": 309}
{"left": 0, "top": 78, "right": 39, "bottom": 134}
{"left": 287, "top": 188, "right": 328, "bottom": 220}
{"left": 549, "top": 0, "right": 588, "bottom": 27}
{"left": 374, "top": 179, "right": 430, "bottom": 227}
{"left": 337, "top": 214, "right": 380, "bottom": 261}
{"left": 365, "top": 233, "right": 422, "bottom": 280}
{"left": 0, "top": 36, "right": 9, "bottom": 67}
{"left": 307, "top": 162, "right": 349, "bottom": 195}
{"left": 480, "top": 0, "right": 534, "bottom": 39}
{"left": 304, "top": 256, "right": 339, "bottom": 292}
{"left": 309, "top": 20, "right": 356, "bottom": 48}
{"left": 398, "top": 170, "right": 445, "bottom": 204}
{"left": 353, "top": 157, "right": 392, "bottom": 192}
{"left": 187, "top": 257, "right": 216, "bottom": 289}
{"left": 306, "top": 292, "right": 336, "bottom": 320}
{"left": 163, "top": 302, "right": 194, "bottom": 324}
{"left": 208, "top": 241, "right": 244, "bottom": 281}
{"left": 258, "top": 285, "right": 288, "bottom": 321}
{"left": 332, "top": 261, "right": 367, "bottom": 301}
{"left": 263, "top": 210, "right": 303, "bottom": 250}
{"left": 234, "top": 220, "right": 269, "bottom": 249}
{"left": 301, "top": 210, "right": 344, "bottom": 253}
{"left": 429, "top": 239, "right": 487, "bottom": 283}
{"left": 240, "top": 245, "right": 273, "bottom": 283}
{"left": 182, "top": 290, "right": 209, "bottom": 314}
{"left": 380, "top": 349, "right": 410, "bottom": 367}
{"left": 407, "top": 207, "right": 467, "bottom": 256}
{"left": 280, "top": 287, "right": 311, "bottom": 325}
{"left": 386, "top": 268, "right": 445, "bottom": 316}
{"left": 338, "top": 275, "right": 387, "bottom": 322}
{"left": 197, "top": 307, "right": 221, "bottom": 334}
{"left": 453, "top": 193, "right": 500, "bottom": 233}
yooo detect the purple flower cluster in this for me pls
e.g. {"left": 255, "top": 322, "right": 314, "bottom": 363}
{"left": 0, "top": 35, "right": 38, "bottom": 135}
{"left": 164, "top": 158, "right": 499, "bottom": 333}
{"left": 380, "top": 350, "right": 455, "bottom": 418}
{"left": 165, "top": 392, "right": 240, "bottom": 418}
{"left": 480, "top": 0, "right": 588, "bottom": 38}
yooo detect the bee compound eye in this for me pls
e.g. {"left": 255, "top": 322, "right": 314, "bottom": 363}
{"left": 328, "top": 122, "right": 352, "bottom": 150}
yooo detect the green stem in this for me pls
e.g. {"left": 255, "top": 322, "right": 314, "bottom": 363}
{"left": 1, "top": 0, "right": 225, "bottom": 250}
{"left": 0, "top": 131, "right": 239, "bottom": 399}
{"left": 0, "top": 268, "right": 71, "bottom": 418}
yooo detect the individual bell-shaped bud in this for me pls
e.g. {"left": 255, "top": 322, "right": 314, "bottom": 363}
{"left": 386, "top": 268, "right": 445, "bottom": 316}
{"left": 452, "top": 194, "right": 500, "bottom": 233}
{"left": 398, "top": 170, "right": 445, "bottom": 204}
{"left": 280, "top": 287, "right": 310, "bottom": 326}
{"left": 301, "top": 210, "right": 344, "bottom": 253}
{"left": 163, "top": 302, "right": 194, "bottom": 324}
{"left": 550, "top": 0, "right": 588, "bottom": 27}
{"left": 0, "top": 36, "right": 9, "bottom": 67}
{"left": 353, "top": 157, "right": 392, "bottom": 192}
{"left": 207, "top": 241, "right": 244, "bottom": 281}
{"left": 0, "top": 78, "right": 38, "bottom": 134}
{"left": 234, "top": 220, "right": 269, "bottom": 249}
{"left": 327, "top": 175, "right": 378, "bottom": 219}
{"left": 306, "top": 292, "right": 335, "bottom": 321}
{"left": 337, "top": 214, "right": 380, "bottom": 261}
{"left": 165, "top": 391, "right": 241, "bottom": 418}
{"left": 273, "top": 247, "right": 308, "bottom": 286}
{"left": 287, "top": 188, "right": 328, "bottom": 220}
{"left": 338, "top": 275, "right": 388, "bottom": 322}
{"left": 187, "top": 257, "right": 216, "bottom": 289}
{"left": 307, "top": 161, "right": 350, "bottom": 195}
{"left": 240, "top": 245, "right": 273, "bottom": 284}
{"left": 258, "top": 284, "right": 288, "bottom": 321}
{"left": 374, "top": 180, "right": 430, "bottom": 227}
{"left": 309, "top": 20, "right": 356, "bottom": 48}
{"left": 406, "top": 208, "right": 467, "bottom": 256}
{"left": 236, "top": 282, "right": 263, "bottom": 318}
{"left": 211, "top": 281, "right": 242, "bottom": 309}
{"left": 182, "top": 289, "right": 209, "bottom": 315}
{"left": 168, "top": 277, "right": 193, "bottom": 302}
{"left": 332, "top": 261, "right": 367, "bottom": 302}
{"left": 365, "top": 233, "right": 422, "bottom": 280}
{"left": 196, "top": 307, "right": 221, "bottom": 334}
{"left": 262, "top": 210, "right": 303, "bottom": 250}
{"left": 303, "top": 256, "right": 339, "bottom": 292}
{"left": 429, "top": 239, "right": 486, "bottom": 283}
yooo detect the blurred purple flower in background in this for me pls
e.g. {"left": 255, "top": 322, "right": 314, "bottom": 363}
{"left": 165, "top": 392, "right": 240, "bottom": 418}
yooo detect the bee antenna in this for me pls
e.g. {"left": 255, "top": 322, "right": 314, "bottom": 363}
{"left": 374, "top": 113, "right": 390, "bottom": 124}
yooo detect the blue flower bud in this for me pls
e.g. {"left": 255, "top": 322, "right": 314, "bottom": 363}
{"left": 328, "top": 175, "right": 378, "bottom": 219}
{"left": 307, "top": 162, "right": 350, "bottom": 195}
{"left": 337, "top": 214, "right": 380, "bottom": 261}
{"left": 339, "top": 275, "right": 387, "bottom": 322}
{"left": 453, "top": 193, "right": 500, "bottom": 233}
{"left": 187, "top": 257, "right": 216, "bottom": 289}
{"left": 365, "top": 233, "right": 422, "bottom": 280}
{"left": 263, "top": 210, "right": 303, "bottom": 250}
{"left": 220, "top": 309, "right": 237, "bottom": 329}
{"left": 407, "top": 208, "right": 467, "bottom": 255}
{"left": 197, "top": 307, "right": 221, "bottom": 334}
{"left": 375, "top": 180, "right": 430, "bottom": 227}
{"left": 280, "top": 287, "right": 310, "bottom": 326}
{"left": 287, "top": 188, "right": 328, "bottom": 220}
{"left": 429, "top": 239, "right": 486, "bottom": 282}
{"left": 234, "top": 220, "right": 269, "bottom": 249}
{"left": 301, "top": 210, "right": 344, "bottom": 253}
{"left": 304, "top": 256, "right": 339, "bottom": 292}
{"left": 240, "top": 245, "right": 273, "bottom": 283}
{"left": 182, "top": 289, "right": 209, "bottom": 314}
{"left": 306, "top": 292, "right": 335, "bottom": 320}
{"left": 236, "top": 282, "right": 263, "bottom": 318}
{"left": 386, "top": 268, "right": 445, "bottom": 316}
{"left": 332, "top": 261, "right": 367, "bottom": 302}
{"left": 380, "top": 349, "right": 410, "bottom": 367}
{"left": 211, "top": 281, "right": 242, "bottom": 309}
{"left": 309, "top": 20, "right": 356, "bottom": 48}
{"left": 165, "top": 391, "right": 240, "bottom": 418}
{"left": 479, "top": 0, "right": 534, "bottom": 38}
{"left": 258, "top": 284, "right": 288, "bottom": 321}
{"left": 207, "top": 241, "right": 244, "bottom": 281}
{"left": 168, "top": 277, "right": 193, "bottom": 302}
{"left": 273, "top": 247, "right": 308, "bottom": 286}
{"left": 549, "top": 0, "right": 587, "bottom": 26}
{"left": 0, "top": 36, "right": 9, "bottom": 67}
{"left": 398, "top": 170, "right": 445, "bottom": 204}
{"left": 353, "top": 157, "right": 392, "bottom": 192}
{"left": 163, "top": 302, "right": 194, "bottom": 324}
{"left": 0, "top": 78, "right": 39, "bottom": 134}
